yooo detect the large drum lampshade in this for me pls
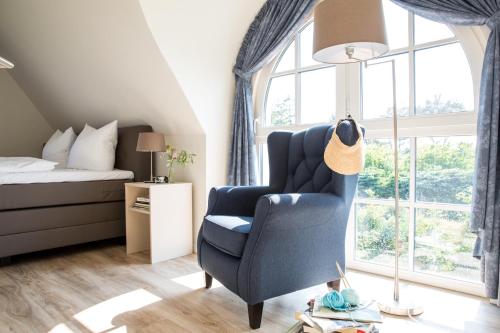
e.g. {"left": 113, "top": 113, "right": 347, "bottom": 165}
{"left": 313, "top": 0, "right": 389, "bottom": 64}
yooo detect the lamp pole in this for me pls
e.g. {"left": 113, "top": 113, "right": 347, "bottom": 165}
{"left": 364, "top": 58, "right": 422, "bottom": 316}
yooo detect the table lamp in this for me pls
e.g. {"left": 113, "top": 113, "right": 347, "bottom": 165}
{"left": 136, "top": 132, "right": 166, "bottom": 182}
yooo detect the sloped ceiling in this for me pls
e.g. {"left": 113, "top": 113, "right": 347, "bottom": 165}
{"left": 139, "top": 0, "right": 266, "bottom": 186}
{"left": 0, "top": 0, "right": 202, "bottom": 135}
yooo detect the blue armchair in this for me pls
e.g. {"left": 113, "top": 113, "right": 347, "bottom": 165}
{"left": 197, "top": 123, "right": 360, "bottom": 329}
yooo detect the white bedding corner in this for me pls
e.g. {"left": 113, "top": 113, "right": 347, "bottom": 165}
{"left": 0, "top": 168, "right": 134, "bottom": 185}
{"left": 0, "top": 157, "right": 58, "bottom": 173}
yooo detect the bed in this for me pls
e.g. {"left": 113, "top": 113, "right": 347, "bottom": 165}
{"left": 0, "top": 125, "right": 152, "bottom": 262}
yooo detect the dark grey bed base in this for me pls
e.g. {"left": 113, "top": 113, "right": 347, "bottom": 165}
{"left": 0, "top": 125, "right": 152, "bottom": 261}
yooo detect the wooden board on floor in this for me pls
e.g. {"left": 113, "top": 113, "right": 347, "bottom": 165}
{"left": 0, "top": 240, "right": 498, "bottom": 333}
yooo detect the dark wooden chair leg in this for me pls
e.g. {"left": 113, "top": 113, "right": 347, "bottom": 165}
{"left": 205, "top": 272, "right": 213, "bottom": 289}
{"left": 247, "top": 302, "right": 264, "bottom": 329}
{"left": 0, "top": 256, "right": 12, "bottom": 266}
{"left": 327, "top": 279, "right": 341, "bottom": 291}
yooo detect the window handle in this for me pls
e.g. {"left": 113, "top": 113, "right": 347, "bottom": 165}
{"left": 254, "top": 118, "right": 259, "bottom": 135}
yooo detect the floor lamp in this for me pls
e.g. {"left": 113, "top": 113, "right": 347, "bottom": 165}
{"left": 313, "top": 0, "right": 423, "bottom": 316}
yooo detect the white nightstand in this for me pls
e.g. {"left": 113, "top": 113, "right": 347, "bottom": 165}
{"left": 125, "top": 182, "right": 192, "bottom": 264}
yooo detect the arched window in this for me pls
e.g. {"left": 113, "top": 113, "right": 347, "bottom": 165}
{"left": 255, "top": 0, "right": 484, "bottom": 295}
{"left": 265, "top": 22, "right": 336, "bottom": 127}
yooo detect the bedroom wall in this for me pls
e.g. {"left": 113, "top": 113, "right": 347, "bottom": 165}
{"left": 139, "top": 0, "right": 266, "bottom": 237}
{"left": 0, "top": 0, "right": 207, "bottom": 249}
{"left": 0, "top": 71, "right": 52, "bottom": 157}
{"left": 0, "top": 0, "right": 202, "bottom": 136}
{"left": 0, "top": 0, "right": 265, "bottom": 250}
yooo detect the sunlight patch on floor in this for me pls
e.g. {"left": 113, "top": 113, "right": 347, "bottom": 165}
{"left": 48, "top": 323, "right": 75, "bottom": 333}
{"left": 171, "top": 271, "right": 222, "bottom": 290}
{"left": 74, "top": 289, "right": 161, "bottom": 333}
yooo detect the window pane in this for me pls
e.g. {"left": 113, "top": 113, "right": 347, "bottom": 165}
{"left": 415, "top": 208, "right": 480, "bottom": 281}
{"left": 416, "top": 136, "right": 475, "bottom": 204}
{"left": 358, "top": 138, "right": 410, "bottom": 200}
{"left": 355, "top": 203, "right": 409, "bottom": 268}
{"left": 382, "top": 0, "right": 408, "bottom": 50}
{"left": 300, "top": 67, "right": 336, "bottom": 124}
{"left": 362, "top": 53, "right": 409, "bottom": 119}
{"left": 259, "top": 143, "right": 269, "bottom": 186}
{"left": 300, "top": 23, "right": 320, "bottom": 67}
{"left": 265, "top": 75, "right": 295, "bottom": 126}
{"left": 275, "top": 41, "right": 295, "bottom": 73}
{"left": 415, "top": 43, "right": 474, "bottom": 115}
{"left": 415, "top": 15, "right": 454, "bottom": 45}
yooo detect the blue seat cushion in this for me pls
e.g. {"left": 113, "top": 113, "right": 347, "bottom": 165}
{"left": 202, "top": 215, "right": 253, "bottom": 257}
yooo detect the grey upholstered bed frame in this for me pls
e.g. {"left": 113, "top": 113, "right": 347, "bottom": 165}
{"left": 0, "top": 125, "right": 152, "bottom": 263}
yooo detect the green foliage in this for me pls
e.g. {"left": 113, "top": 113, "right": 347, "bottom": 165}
{"left": 270, "top": 96, "right": 294, "bottom": 126}
{"left": 359, "top": 138, "right": 474, "bottom": 204}
{"left": 356, "top": 137, "right": 479, "bottom": 279}
{"left": 165, "top": 145, "right": 196, "bottom": 183}
{"left": 358, "top": 139, "right": 410, "bottom": 200}
{"left": 416, "top": 94, "right": 467, "bottom": 115}
{"left": 356, "top": 205, "right": 409, "bottom": 260}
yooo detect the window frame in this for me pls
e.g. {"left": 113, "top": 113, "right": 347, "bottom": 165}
{"left": 253, "top": 9, "right": 486, "bottom": 296}
{"left": 262, "top": 23, "right": 339, "bottom": 128}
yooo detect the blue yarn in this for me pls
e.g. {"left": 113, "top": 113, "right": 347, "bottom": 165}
{"left": 321, "top": 291, "right": 348, "bottom": 310}
{"left": 341, "top": 288, "right": 361, "bottom": 306}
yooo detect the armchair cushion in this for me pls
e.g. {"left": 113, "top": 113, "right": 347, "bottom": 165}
{"left": 203, "top": 215, "right": 253, "bottom": 257}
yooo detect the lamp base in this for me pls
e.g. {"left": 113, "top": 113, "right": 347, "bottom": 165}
{"left": 377, "top": 296, "right": 424, "bottom": 317}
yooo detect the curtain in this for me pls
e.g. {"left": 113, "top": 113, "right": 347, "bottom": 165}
{"left": 390, "top": 0, "right": 500, "bottom": 304}
{"left": 228, "top": 0, "right": 317, "bottom": 186}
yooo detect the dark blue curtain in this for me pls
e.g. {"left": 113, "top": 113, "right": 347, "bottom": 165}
{"left": 228, "top": 0, "right": 317, "bottom": 186}
{"left": 391, "top": 0, "right": 500, "bottom": 304}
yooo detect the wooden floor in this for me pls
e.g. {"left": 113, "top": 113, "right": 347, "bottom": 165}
{"left": 0, "top": 240, "right": 498, "bottom": 333}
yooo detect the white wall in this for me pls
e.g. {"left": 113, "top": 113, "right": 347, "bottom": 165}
{"left": 0, "top": 0, "right": 203, "bottom": 136}
{"left": 160, "top": 135, "right": 206, "bottom": 244}
{"left": 0, "top": 71, "right": 52, "bottom": 156}
{"left": 139, "top": 0, "right": 265, "bottom": 237}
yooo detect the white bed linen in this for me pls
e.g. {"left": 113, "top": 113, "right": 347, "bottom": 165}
{"left": 0, "top": 157, "right": 58, "bottom": 173}
{"left": 0, "top": 168, "right": 134, "bottom": 185}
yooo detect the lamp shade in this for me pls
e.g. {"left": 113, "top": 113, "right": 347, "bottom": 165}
{"left": 0, "top": 56, "right": 14, "bottom": 69}
{"left": 136, "top": 132, "right": 165, "bottom": 152}
{"left": 313, "top": 0, "right": 388, "bottom": 64}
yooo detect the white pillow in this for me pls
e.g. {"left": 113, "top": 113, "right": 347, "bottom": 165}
{"left": 42, "top": 127, "right": 77, "bottom": 168}
{"left": 67, "top": 121, "right": 118, "bottom": 171}
{"left": 0, "top": 157, "right": 58, "bottom": 173}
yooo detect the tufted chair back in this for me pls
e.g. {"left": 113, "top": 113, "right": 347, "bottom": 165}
{"left": 267, "top": 122, "right": 362, "bottom": 196}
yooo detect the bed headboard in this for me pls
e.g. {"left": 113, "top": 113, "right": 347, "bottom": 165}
{"left": 115, "top": 125, "right": 153, "bottom": 182}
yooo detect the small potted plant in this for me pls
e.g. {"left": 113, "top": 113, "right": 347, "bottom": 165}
{"left": 164, "top": 145, "right": 196, "bottom": 183}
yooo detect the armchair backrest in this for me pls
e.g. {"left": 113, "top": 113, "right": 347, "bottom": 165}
{"left": 267, "top": 123, "right": 361, "bottom": 199}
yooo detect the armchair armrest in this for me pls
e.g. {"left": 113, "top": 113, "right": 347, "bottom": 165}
{"left": 252, "top": 193, "right": 346, "bottom": 230}
{"left": 206, "top": 186, "right": 273, "bottom": 217}
{"left": 238, "top": 193, "right": 350, "bottom": 304}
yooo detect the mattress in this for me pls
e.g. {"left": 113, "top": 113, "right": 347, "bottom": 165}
{"left": 0, "top": 178, "right": 132, "bottom": 211}
{"left": 0, "top": 168, "right": 134, "bottom": 185}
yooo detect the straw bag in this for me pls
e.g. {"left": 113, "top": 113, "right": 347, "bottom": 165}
{"left": 324, "top": 118, "right": 365, "bottom": 175}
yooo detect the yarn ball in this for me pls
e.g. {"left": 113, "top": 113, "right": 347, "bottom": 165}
{"left": 321, "top": 291, "right": 346, "bottom": 310}
{"left": 341, "top": 288, "right": 361, "bottom": 306}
